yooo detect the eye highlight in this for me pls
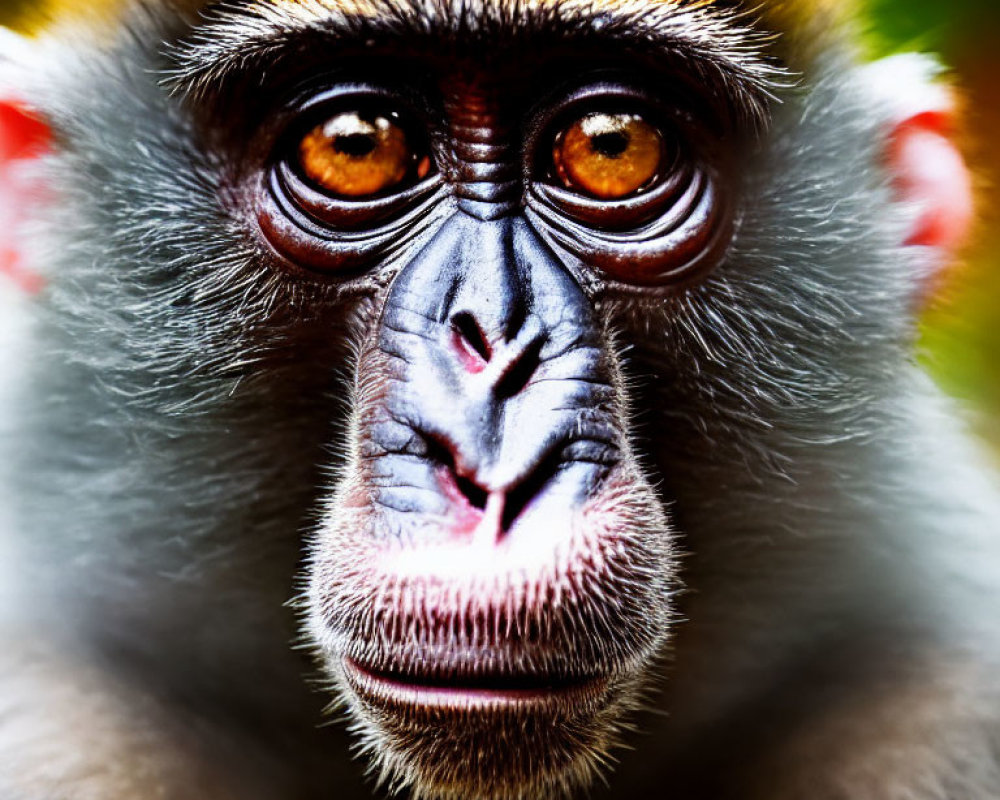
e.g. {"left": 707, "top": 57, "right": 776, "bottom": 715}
{"left": 552, "top": 112, "right": 666, "bottom": 199}
{"left": 297, "top": 110, "right": 431, "bottom": 198}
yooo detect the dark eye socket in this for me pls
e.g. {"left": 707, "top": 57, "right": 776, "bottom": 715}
{"left": 292, "top": 106, "right": 432, "bottom": 199}
{"left": 550, "top": 110, "right": 672, "bottom": 200}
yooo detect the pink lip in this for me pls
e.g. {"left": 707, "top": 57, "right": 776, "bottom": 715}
{"left": 342, "top": 657, "right": 608, "bottom": 711}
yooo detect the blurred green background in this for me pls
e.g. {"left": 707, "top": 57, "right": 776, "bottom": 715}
{"left": 860, "top": 0, "right": 1000, "bottom": 453}
{"left": 2, "top": 0, "right": 999, "bottom": 451}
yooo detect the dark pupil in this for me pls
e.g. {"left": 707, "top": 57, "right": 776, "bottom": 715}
{"left": 590, "top": 131, "right": 630, "bottom": 158}
{"left": 334, "top": 132, "right": 379, "bottom": 157}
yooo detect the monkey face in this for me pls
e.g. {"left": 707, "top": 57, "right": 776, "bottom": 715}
{"left": 207, "top": 12, "right": 764, "bottom": 795}
{"left": 2, "top": 0, "right": 767, "bottom": 791}
{"left": 303, "top": 212, "right": 677, "bottom": 796}
{"left": 217, "top": 28, "right": 754, "bottom": 795}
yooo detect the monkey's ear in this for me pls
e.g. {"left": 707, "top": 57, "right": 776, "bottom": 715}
{"left": 0, "top": 28, "right": 50, "bottom": 294}
{"left": 865, "top": 54, "right": 974, "bottom": 292}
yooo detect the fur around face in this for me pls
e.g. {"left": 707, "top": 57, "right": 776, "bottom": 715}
{"left": 0, "top": 1, "right": 999, "bottom": 798}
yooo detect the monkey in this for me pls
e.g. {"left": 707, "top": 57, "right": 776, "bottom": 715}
{"left": 1, "top": 0, "right": 999, "bottom": 798}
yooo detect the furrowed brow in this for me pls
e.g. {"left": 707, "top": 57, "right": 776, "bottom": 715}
{"left": 167, "top": 0, "right": 786, "bottom": 129}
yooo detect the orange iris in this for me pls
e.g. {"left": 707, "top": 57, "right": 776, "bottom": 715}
{"left": 298, "top": 111, "right": 429, "bottom": 198}
{"left": 553, "top": 112, "right": 665, "bottom": 199}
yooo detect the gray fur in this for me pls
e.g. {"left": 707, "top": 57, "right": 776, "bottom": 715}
{"left": 1, "top": 2, "right": 999, "bottom": 799}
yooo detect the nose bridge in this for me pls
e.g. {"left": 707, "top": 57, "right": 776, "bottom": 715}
{"left": 372, "top": 212, "right": 619, "bottom": 538}
{"left": 446, "top": 215, "right": 526, "bottom": 345}
{"left": 386, "top": 213, "right": 592, "bottom": 349}
{"left": 444, "top": 73, "right": 520, "bottom": 218}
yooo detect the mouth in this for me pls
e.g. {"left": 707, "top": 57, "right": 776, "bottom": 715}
{"left": 342, "top": 656, "right": 610, "bottom": 712}
{"left": 337, "top": 654, "right": 633, "bottom": 800}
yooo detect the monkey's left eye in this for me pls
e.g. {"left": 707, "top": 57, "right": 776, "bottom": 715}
{"left": 552, "top": 112, "right": 666, "bottom": 200}
{"left": 529, "top": 90, "right": 733, "bottom": 288}
{"left": 296, "top": 110, "right": 431, "bottom": 198}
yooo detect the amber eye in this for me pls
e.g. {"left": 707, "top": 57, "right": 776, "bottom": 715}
{"left": 296, "top": 110, "right": 431, "bottom": 198}
{"left": 552, "top": 112, "right": 666, "bottom": 200}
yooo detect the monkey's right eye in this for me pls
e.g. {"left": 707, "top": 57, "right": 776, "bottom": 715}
{"left": 256, "top": 93, "right": 444, "bottom": 276}
{"left": 296, "top": 110, "right": 431, "bottom": 199}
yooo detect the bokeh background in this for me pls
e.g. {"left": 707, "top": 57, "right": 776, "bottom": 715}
{"left": 859, "top": 0, "right": 1000, "bottom": 454}
{"left": 2, "top": 0, "right": 999, "bottom": 452}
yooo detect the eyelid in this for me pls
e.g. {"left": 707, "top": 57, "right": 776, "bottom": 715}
{"left": 275, "top": 161, "right": 441, "bottom": 230}
{"left": 531, "top": 156, "right": 688, "bottom": 231}
{"left": 522, "top": 78, "right": 734, "bottom": 289}
{"left": 280, "top": 82, "right": 432, "bottom": 166}
{"left": 524, "top": 80, "right": 666, "bottom": 159}
{"left": 288, "top": 82, "right": 406, "bottom": 116}
{"left": 253, "top": 82, "right": 445, "bottom": 276}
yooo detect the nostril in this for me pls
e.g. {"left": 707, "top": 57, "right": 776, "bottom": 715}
{"left": 418, "top": 428, "right": 565, "bottom": 540}
{"left": 455, "top": 475, "right": 488, "bottom": 511}
{"left": 500, "top": 446, "right": 562, "bottom": 533}
{"left": 494, "top": 335, "right": 543, "bottom": 400}
{"left": 452, "top": 312, "right": 491, "bottom": 373}
{"left": 422, "top": 432, "right": 489, "bottom": 512}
